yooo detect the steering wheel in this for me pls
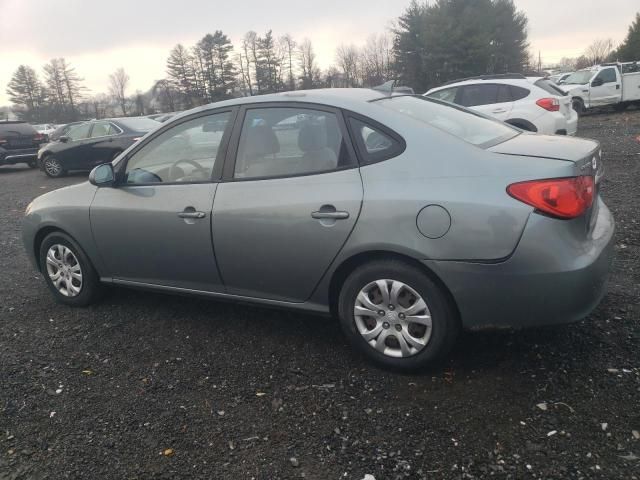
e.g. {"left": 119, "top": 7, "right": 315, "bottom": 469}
{"left": 168, "top": 159, "right": 209, "bottom": 182}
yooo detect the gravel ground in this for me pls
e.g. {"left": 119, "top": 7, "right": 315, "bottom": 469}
{"left": 1, "top": 110, "right": 639, "bottom": 480}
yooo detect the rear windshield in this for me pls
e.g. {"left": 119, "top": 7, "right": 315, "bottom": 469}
{"left": 0, "top": 122, "right": 37, "bottom": 136}
{"left": 376, "top": 95, "right": 518, "bottom": 148}
{"left": 563, "top": 70, "right": 594, "bottom": 85}
{"left": 534, "top": 79, "right": 567, "bottom": 96}
{"left": 117, "top": 117, "right": 160, "bottom": 132}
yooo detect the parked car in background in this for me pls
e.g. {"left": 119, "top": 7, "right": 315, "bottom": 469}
{"left": 0, "top": 121, "right": 48, "bottom": 168}
{"left": 550, "top": 72, "right": 573, "bottom": 85}
{"left": 33, "top": 124, "right": 57, "bottom": 137}
{"left": 148, "top": 112, "right": 179, "bottom": 123}
{"left": 38, "top": 117, "right": 160, "bottom": 177}
{"left": 425, "top": 74, "right": 578, "bottom": 135}
{"left": 49, "top": 121, "right": 87, "bottom": 142}
{"left": 560, "top": 62, "right": 640, "bottom": 114}
{"left": 22, "top": 89, "right": 614, "bottom": 370}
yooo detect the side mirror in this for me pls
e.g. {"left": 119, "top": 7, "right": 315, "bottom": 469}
{"left": 89, "top": 163, "right": 115, "bottom": 187}
{"left": 59, "top": 136, "right": 70, "bottom": 143}
{"left": 591, "top": 78, "right": 604, "bottom": 87}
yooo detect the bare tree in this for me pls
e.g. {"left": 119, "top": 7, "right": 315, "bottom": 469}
{"left": 298, "top": 38, "right": 319, "bottom": 89}
{"left": 336, "top": 44, "right": 361, "bottom": 87}
{"left": 109, "top": 68, "right": 130, "bottom": 115}
{"left": 360, "top": 34, "right": 393, "bottom": 86}
{"left": 584, "top": 39, "right": 615, "bottom": 66}
{"left": 279, "top": 34, "right": 297, "bottom": 91}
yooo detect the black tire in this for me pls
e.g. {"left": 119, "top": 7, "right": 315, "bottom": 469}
{"left": 613, "top": 102, "right": 629, "bottom": 112}
{"left": 338, "top": 259, "right": 460, "bottom": 371}
{"left": 39, "top": 231, "right": 103, "bottom": 307}
{"left": 27, "top": 160, "right": 38, "bottom": 169}
{"left": 42, "top": 155, "right": 66, "bottom": 178}
{"left": 572, "top": 98, "right": 585, "bottom": 116}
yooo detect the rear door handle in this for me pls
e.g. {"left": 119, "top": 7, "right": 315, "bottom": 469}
{"left": 311, "top": 211, "right": 349, "bottom": 220}
{"left": 178, "top": 211, "right": 206, "bottom": 219}
{"left": 491, "top": 108, "right": 507, "bottom": 114}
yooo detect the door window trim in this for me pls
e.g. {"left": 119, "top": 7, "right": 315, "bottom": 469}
{"left": 114, "top": 107, "right": 238, "bottom": 187}
{"left": 89, "top": 121, "right": 123, "bottom": 140}
{"left": 221, "top": 102, "right": 359, "bottom": 182}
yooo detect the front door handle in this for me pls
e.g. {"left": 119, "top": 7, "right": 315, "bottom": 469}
{"left": 178, "top": 211, "right": 206, "bottom": 219}
{"left": 311, "top": 211, "right": 349, "bottom": 220}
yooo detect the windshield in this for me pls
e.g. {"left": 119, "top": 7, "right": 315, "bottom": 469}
{"left": 117, "top": 117, "right": 160, "bottom": 132}
{"left": 563, "top": 70, "right": 595, "bottom": 85}
{"left": 376, "top": 95, "right": 518, "bottom": 148}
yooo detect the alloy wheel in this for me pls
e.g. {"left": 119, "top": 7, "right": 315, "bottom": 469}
{"left": 354, "top": 279, "right": 432, "bottom": 358}
{"left": 44, "top": 157, "right": 62, "bottom": 176}
{"left": 45, "top": 244, "right": 83, "bottom": 297}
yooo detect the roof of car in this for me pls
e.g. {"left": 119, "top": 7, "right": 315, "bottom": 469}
{"left": 426, "top": 77, "right": 540, "bottom": 94}
{"left": 174, "top": 88, "right": 390, "bottom": 120}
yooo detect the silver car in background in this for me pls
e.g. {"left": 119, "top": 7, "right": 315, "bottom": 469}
{"left": 22, "top": 89, "right": 615, "bottom": 370}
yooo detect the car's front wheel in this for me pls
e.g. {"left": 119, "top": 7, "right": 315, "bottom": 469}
{"left": 338, "top": 259, "right": 459, "bottom": 371}
{"left": 43, "top": 156, "right": 66, "bottom": 178}
{"left": 39, "top": 231, "right": 102, "bottom": 306}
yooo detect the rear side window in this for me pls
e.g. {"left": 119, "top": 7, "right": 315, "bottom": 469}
{"left": 348, "top": 117, "right": 405, "bottom": 164}
{"left": 496, "top": 85, "right": 512, "bottom": 103}
{"left": 67, "top": 123, "right": 92, "bottom": 141}
{"left": 458, "top": 84, "right": 499, "bottom": 107}
{"left": 534, "top": 80, "right": 565, "bottom": 97}
{"left": 510, "top": 85, "right": 531, "bottom": 100}
{"left": 0, "top": 122, "right": 37, "bottom": 136}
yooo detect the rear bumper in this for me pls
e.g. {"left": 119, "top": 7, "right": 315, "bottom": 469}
{"left": 0, "top": 147, "right": 38, "bottom": 165}
{"left": 425, "top": 197, "right": 615, "bottom": 330}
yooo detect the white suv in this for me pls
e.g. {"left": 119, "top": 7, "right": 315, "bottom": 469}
{"left": 424, "top": 75, "right": 578, "bottom": 136}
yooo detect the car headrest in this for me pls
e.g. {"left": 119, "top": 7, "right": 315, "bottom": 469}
{"left": 244, "top": 125, "right": 280, "bottom": 156}
{"left": 298, "top": 123, "right": 328, "bottom": 152}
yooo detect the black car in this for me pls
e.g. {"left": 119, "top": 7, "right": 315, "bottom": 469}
{"left": 38, "top": 117, "right": 160, "bottom": 177}
{"left": 0, "top": 121, "right": 48, "bottom": 169}
{"left": 49, "top": 121, "right": 87, "bottom": 142}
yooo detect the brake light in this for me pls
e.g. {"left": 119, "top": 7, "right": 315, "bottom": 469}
{"left": 34, "top": 133, "right": 47, "bottom": 143}
{"left": 0, "top": 138, "right": 6, "bottom": 145}
{"left": 536, "top": 98, "right": 560, "bottom": 112}
{"left": 507, "top": 176, "right": 594, "bottom": 219}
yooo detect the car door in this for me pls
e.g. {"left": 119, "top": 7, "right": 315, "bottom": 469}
{"left": 589, "top": 67, "right": 621, "bottom": 106}
{"left": 212, "top": 104, "right": 363, "bottom": 302}
{"left": 59, "top": 122, "right": 93, "bottom": 169}
{"left": 90, "top": 109, "right": 235, "bottom": 292}
{"left": 457, "top": 84, "right": 514, "bottom": 120}
{"left": 87, "top": 121, "right": 121, "bottom": 166}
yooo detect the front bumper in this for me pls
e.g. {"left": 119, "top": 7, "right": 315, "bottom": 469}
{"left": 425, "top": 197, "right": 615, "bottom": 330}
{"left": 0, "top": 147, "right": 38, "bottom": 165}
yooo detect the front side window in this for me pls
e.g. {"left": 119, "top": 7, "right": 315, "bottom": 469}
{"left": 234, "top": 107, "right": 352, "bottom": 179}
{"left": 427, "top": 87, "right": 458, "bottom": 103}
{"left": 124, "top": 111, "right": 231, "bottom": 184}
{"left": 67, "top": 123, "right": 91, "bottom": 141}
{"left": 595, "top": 68, "right": 616, "bottom": 84}
{"left": 376, "top": 95, "right": 518, "bottom": 148}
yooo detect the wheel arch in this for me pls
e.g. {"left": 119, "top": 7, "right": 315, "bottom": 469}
{"left": 327, "top": 250, "right": 461, "bottom": 322}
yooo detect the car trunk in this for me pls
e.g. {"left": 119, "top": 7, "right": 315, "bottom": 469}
{"left": 0, "top": 123, "right": 43, "bottom": 150}
{"left": 490, "top": 134, "right": 602, "bottom": 228}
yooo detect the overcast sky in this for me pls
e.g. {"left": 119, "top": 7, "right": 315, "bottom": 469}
{"left": 1, "top": 0, "right": 638, "bottom": 105}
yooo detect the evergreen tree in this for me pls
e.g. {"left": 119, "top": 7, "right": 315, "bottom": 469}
{"left": 616, "top": 12, "right": 640, "bottom": 62}
{"left": 167, "top": 44, "right": 197, "bottom": 107}
{"left": 6, "top": 65, "right": 45, "bottom": 122}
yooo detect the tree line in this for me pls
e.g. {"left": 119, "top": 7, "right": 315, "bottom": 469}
{"left": 5, "top": 0, "right": 640, "bottom": 124}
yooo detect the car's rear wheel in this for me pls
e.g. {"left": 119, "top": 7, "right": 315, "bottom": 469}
{"left": 338, "top": 259, "right": 459, "bottom": 370}
{"left": 39, "top": 232, "right": 102, "bottom": 306}
{"left": 43, "top": 156, "right": 66, "bottom": 178}
{"left": 572, "top": 98, "right": 585, "bottom": 116}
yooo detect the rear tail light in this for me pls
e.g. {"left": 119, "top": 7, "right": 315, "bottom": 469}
{"left": 507, "top": 176, "right": 594, "bottom": 219}
{"left": 34, "top": 133, "right": 47, "bottom": 143}
{"left": 536, "top": 98, "right": 560, "bottom": 112}
{"left": 0, "top": 138, "right": 7, "bottom": 146}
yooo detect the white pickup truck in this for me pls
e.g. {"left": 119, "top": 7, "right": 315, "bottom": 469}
{"left": 560, "top": 62, "right": 640, "bottom": 114}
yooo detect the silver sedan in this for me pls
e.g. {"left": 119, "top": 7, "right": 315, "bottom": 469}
{"left": 22, "top": 89, "right": 615, "bottom": 370}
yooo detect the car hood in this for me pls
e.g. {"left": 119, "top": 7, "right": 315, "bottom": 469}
{"left": 489, "top": 133, "right": 599, "bottom": 162}
{"left": 557, "top": 84, "right": 586, "bottom": 94}
{"left": 27, "top": 181, "right": 97, "bottom": 215}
